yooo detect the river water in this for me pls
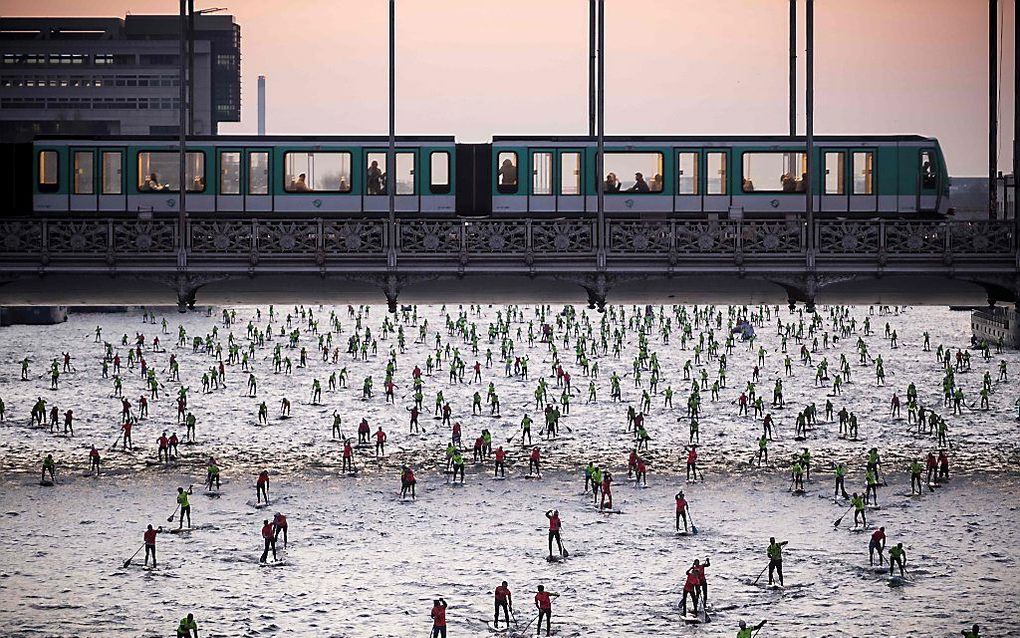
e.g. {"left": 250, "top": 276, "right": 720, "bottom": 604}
{"left": 0, "top": 304, "right": 1018, "bottom": 637}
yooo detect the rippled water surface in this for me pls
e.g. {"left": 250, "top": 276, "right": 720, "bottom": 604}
{"left": 0, "top": 304, "right": 1018, "bottom": 637}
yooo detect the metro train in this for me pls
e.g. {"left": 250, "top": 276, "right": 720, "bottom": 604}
{"left": 0, "top": 133, "right": 950, "bottom": 217}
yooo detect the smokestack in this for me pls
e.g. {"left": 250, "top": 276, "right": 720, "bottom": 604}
{"left": 257, "top": 75, "right": 266, "bottom": 136}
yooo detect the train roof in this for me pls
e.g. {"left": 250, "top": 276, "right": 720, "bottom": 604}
{"left": 31, "top": 134, "right": 456, "bottom": 143}
{"left": 491, "top": 134, "right": 937, "bottom": 143}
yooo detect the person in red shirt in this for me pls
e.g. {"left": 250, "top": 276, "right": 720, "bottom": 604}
{"left": 693, "top": 557, "right": 711, "bottom": 607}
{"left": 473, "top": 436, "right": 485, "bottom": 463}
{"left": 401, "top": 465, "right": 416, "bottom": 500}
{"left": 157, "top": 432, "right": 169, "bottom": 463}
{"left": 675, "top": 491, "right": 689, "bottom": 532}
{"left": 342, "top": 439, "right": 355, "bottom": 474}
{"left": 869, "top": 526, "right": 886, "bottom": 565}
{"left": 533, "top": 585, "right": 559, "bottom": 636}
{"left": 272, "top": 512, "right": 288, "bottom": 547}
{"left": 529, "top": 447, "right": 541, "bottom": 478}
{"left": 358, "top": 418, "right": 370, "bottom": 445}
{"left": 143, "top": 524, "right": 161, "bottom": 567}
{"left": 63, "top": 409, "right": 74, "bottom": 437}
{"left": 121, "top": 419, "right": 133, "bottom": 450}
{"left": 545, "top": 510, "right": 563, "bottom": 558}
{"left": 628, "top": 449, "right": 638, "bottom": 478}
{"left": 168, "top": 432, "right": 180, "bottom": 458}
{"left": 408, "top": 406, "right": 420, "bottom": 433}
{"left": 926, "top": 452, "right": 938, "bottom": 485}
{"left": 493, "top": 580, "right": 513, "bottom": 628}
{"left": 442, "top": 403, "right": 452, "bottom": 427}
{"left": 451, "top": 421, "right": 462, "bottom": 448}
{"left": 937, "top": 450, "right": 950, "bottom": 481}
{"left": 685, "top": 445, "right": 699, "bottom": 481}
{"left": 256, "top": 470, "right": 270, "bottom": 504}
{"left": 494, "top": 446, "right": 507, "bottom": 478}
{"left": 259, "top": 519, "right": 277, "bottom": 563}
{"left": 600, "top": 472, "right": 614, "bottom": 511}
{"left": 374, "top": 427, "right": 387, "bottom": 458}
{"left": 430, "top": 597, "right": 448, "bottom": 638}
{"left": 635, "top": 456, "right": 647, "bottom": 487}
{"left": 89, "top": 445, "right": 101, "bottom": 475}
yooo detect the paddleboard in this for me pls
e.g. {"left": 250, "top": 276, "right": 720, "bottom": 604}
{"left": 39, "top": 480, "right": 54, "bottom": 487}
{"left": 524, "top": 474, "right": 542, "bottom": 480}
{"left": 485, "top": 621, "right": 509, "bottom": 633}
{"left": 546, "top": 554, "right": 567, "bottom": 563}
{"left": 169, "top": 527, "right": 193, "bottom": 534}
{"left": 492, "top": 476, "right": 508, "bottom": 481}
{"left": 675, "top": 530, "right": 691, "bottom": 536}
{"left": 792, "top": 488, "right": 806, "bottom": 495}
{"left": 682, "top": 614, "right": 703, "bottom": 624}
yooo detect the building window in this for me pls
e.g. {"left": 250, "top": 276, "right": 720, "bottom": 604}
{"left": 429, "top": 151, "right": 450, "bottom": 195}
{"left": 38, "top": 150, "right": 58, "bottom": 193}
{"left": 102, "top": 151, "right": 122, "bottom": 195}
{"left": 284, "top": 152, "right": 351, "bottom": 193}
{"left": 248, "top": 152, "right": 269, "bottom": 195}
{"left": 707, "top": 152, "right": 727, "bottom": 195}
{"left": 496, "top": 151, "right": 518, "bottom": 194}
{"left": 560, "top": 152, "right": 581, "bottom": 196}
{"left": 824, "top": 151, "right": 845, "bottom": 195}
{"left": 137, "top": 151, "right": 205, "bottom": 193}
{"left": 604, "top": 152, "right": 663, "bottom": 193}
{"left": 919, "top": 150, "right": 936, "bottom": 190}
{"left": 741, "top": 152, "right": 806, "bottom": 193}
{"left": 677, "top": 152, "right": 699, "bottom": 195}
{"left": 853, "top": 151, "right": 875, "bottom": 194}
{"left": 73, "top": 151, "right": 94, "bottom": 195}
{"left": 532, "top": 151, "right": 553, "bottom": 196}
{"left": 219, "top": 151, "right": 241, "bottom": 195}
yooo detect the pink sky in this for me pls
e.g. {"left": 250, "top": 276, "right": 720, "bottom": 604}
{"left": 4, "top": 0, "right": 1017, "bottom": 176}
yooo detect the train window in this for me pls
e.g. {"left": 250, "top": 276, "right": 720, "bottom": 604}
{"left": 73, "top": 151, "right": 94, "bottom": 195}
{"left": 532, "top": 152, "right": 553, "bottom": 196}
{"left": 853, "top": 151, "right": 874, "bottom": 195}
{"left": 824, "top": 152, "right": 845, "bottom": 195}
{"left": 219, "top": 151, "right": 241, "bottom": 195}
{"left": 136, "top": 151, "right": 205, "bottom": 193}
{"left": 38, "top": 150, "right": 58, "bottom": 192}
{"left": 365, "top": 152, "right": 415, "bottom": 195}
{"left": 396, "top": 152, "right": 415, "bottom": 195}
{"left": 706, "top": 152, "right": 727, "bottom": 195}
{"left": 430, "top": 151, "right": 450, "bottom": 194}
{"left": 677, "top": 152, "right": 699, "bottom": 195}
{"left": 249, "top": 152, "right": 269, "bottom": 195}
{"left": 920, "top": 150, "right": 936, "bottom": 190}
{"left": 560, "top": 152, "right": 581, "bottom": 196}
{"left": 101, "top": 151, "right": 122, "bottom": 195}
{"left": 284, "top": 152, "right": 351, "bottom": 193}
{"left": 496, "top": 151, "right": 518, "bottom": 194}
{"left": 604, "top": 152, "right": 663, "bottom": 193}
{"left": 741, "top": 152, "right": 806, "bottom": 193}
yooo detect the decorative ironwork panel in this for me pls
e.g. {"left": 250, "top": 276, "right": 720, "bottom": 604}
{"left": 673, "top": 221, "right": 736, "bottom": 254}
{"left": 257, "top": 220, "right": 319, "bottom": 255}
{"left": 398, "top": 220, "right": 462, "bottom": 254}
{"left": 948, "top": 221, "right": 1014, "bottom": 255}
{"left": 323, "top": 220, "right": 385, "bottom": 255}
{"left": 531, "top": 220, "right": 594, "bottom": 254}
{"left": 817, "top": 221, "right": 880, "bottom": 254}
{"left": 463, "top": 221, "right": 528, "bottom": 254}
{"left": 112, "top": 220, "right": 177, "bottom": 255}
{"left": 883, "top": 222, "right": 945, "bottom": 254}
{"left": 190, "top": 220, "right": 253, "bottom": 254}
{"left": 740, "top": 220, "right": 803, "bottom": 254}
{"left": 0, "top": 220, "right": 44, "bottom": 254}
{"left": 608, "top": 221, "right": 672, "bottom": 254}
{"left": 47, "top": 220, "right": 109, "bottom": 254}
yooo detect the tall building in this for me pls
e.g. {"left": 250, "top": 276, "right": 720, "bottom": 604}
{"left": 0, "top": 14, "right": 240, "bottom": 141}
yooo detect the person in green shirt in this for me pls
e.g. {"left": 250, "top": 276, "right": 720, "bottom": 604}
{"left": 176, "top": 486, "right": 193, "bottom": 529}
{"left": 888, "top": 542, "right": 907, "bottom": 577}
{"left": 206, "top": 461, "right": 221, "bottom": 491}
{"left": 766, "top": 537, "right": 787, "bottom": 586}
{"left": 737, "top": 619, "right": 766, "bottom": 638}
{"left": 791, "top": 461, "right": 804, "bottom": 491}
{"left": 834, "top": 462, "right": 849, "bottom": 499}
{"left": 851, "top": 492, "right": 867, "bottom": 528}
{"left": 451, "top": 450, "right": 465, "bottom": 484}
{"left": 41, "top": 454, "right": 55, "bottom": 483}
{"left": 176, "top": 613, "right": 198, "bottom": 638}
{"left": 961, "top": 624, "right": 980, "bottom": 638}
{"left": 909, "top": 459, "right": 924, "bottom": 495}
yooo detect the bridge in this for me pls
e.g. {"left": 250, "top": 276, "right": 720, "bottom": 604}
{"left": 0, "top": 216, "right": 1017, "bottom": 310}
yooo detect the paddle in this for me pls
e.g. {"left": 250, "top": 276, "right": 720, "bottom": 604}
{"left": 166, "top": 504, "right": 180, "bottom": 523}
{"left": 751, "top": 564, "right": 769, "bottom": 585}
{"left": 688, "top": 509, "right": 699, "bottom": 535}
{"left": 122, "top": 543, "right": 145, "bottom": 568}
{"left": 833, "top": 505, "right": 855, "bottom": 528}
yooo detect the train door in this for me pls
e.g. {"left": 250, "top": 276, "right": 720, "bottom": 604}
{"left": 674, "top": 150, "right": 701, "bottom": 213}
{"left": 529, "top": 149, "right": 555, "bottom": 213}
{"left": 916, "top": 148, "right": 938, "bottom": 213}
{"left": 820, "top": 149, "right": 849, "bottom": 213}
{"left": 557, "top": 149, "right": 584, "bottom": 213}
{"left": 245, "top": 149, "right": 272, "bottom": 212}
{"left": 98, "top": 148, "right": 126, "bottom": 212}
{"left": 70, "top": 148, "right": 97, "bottom": 211}
{"left": 364, "top": 149, "right": 419, "bottom": 213}
{"left": 703, "top": 150, "right": 730, "bottom": 213}
{"left": 849, "top": 149, "right": 877, "bottom": 213}
{"left": 216, "top": 148, "right": 244, "bottom": 212}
